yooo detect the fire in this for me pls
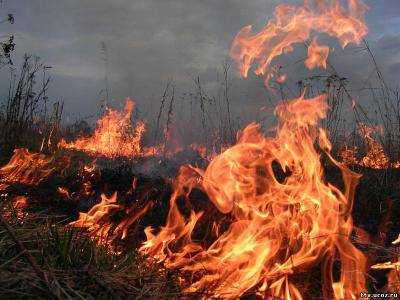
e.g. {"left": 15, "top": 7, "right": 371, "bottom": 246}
{"left": 305, "top": 38, "right": 329, "bottom": 69}
{"left": 189, "top": 143, "right": 207, "bottom": 160}
{"left": 0, "top": 0, "right": 388, "bottom": 298}
{"left": 339, "top": 146, "right": 359, "bottom": 166}
{"left": 339, "top": 123, "right": 399, "bottom": 169}
{"left": 358, "top": 124, "right": 389, "bottom": 169}
{"left": 230, "top": 0, "right": 368, "bottom": 86}
{"left": 137, "top": 1, "right": 372, "bottom": 297}
{"left": 140, "top": 94, "right": 367, "bottom": 298}
{"left": 70, "top": 188, "right": 154, "bottom": 245}
{"left": 58, "top": 98, "right": 209, "bottom": 159}
{"left": 2, "top": 195, "right": 28, "bottom": 221}
{"left": 0, "top": 148, "right": 55, "bottom": 190}
{"left": 59, "top": 99, "right": 149, "bottom": 158}
{"left": 371, "top": 234, "right": 400, "bottom": 292}
{"left": 57, "top": 186, "right": 71, "bottom": 200}
{"left": 70, "top": 192, "right": 121, "bottom": 243}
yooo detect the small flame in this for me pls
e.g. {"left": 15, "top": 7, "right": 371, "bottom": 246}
{"left": 70, "top": 192, "right": 121, "bottom": 243}
{"left": 305, "top": 38, "right": 330, "bottom": 69}
{"left": 2, "top": 195, "right": 28, "bottom": 221}
{"left": 276, "top": 74, "right": 287, "bottom": 84}
{"left": 57, "top": 186, "right": 71, "bottom": 199}
{"left": 70, "top": 187, "right": 154, "bottom": 245}
{"left": 59, "top": 99, "right": 150, "bottom": 158}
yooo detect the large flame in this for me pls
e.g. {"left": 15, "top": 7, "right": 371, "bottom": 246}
{"left": 59, "top": 99, "right": 149, "bottom": 158}
{"left": 138, "top": 1, "right": 371, "bottom": 297}
{"left": 140, "top": 94, "right": 367, "bottom": 299}
{"left": 230, "top": 0, "right": 368, "bottom": 86}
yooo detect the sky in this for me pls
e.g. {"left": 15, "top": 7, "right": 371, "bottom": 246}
{"left": 1, "top": 0, "right": 400, "bottom": 123}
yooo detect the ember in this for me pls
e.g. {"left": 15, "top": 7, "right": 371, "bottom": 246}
{"left": 339, "top": 123, "right": 400, "bottom": 169}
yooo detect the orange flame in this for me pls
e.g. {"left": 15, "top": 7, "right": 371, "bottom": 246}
{"left": 2, "top": 195, "right": 28, "bottom": 221}
{"left": 0, "top": 148, "right": 55, "bottom": 190}
{"left": 70, "top": 192, "right": 121, "bottom": 243}
{"left": 305, "top": 38, "right": 329, "bottom": 69}
{"left": 59, "top": 98, "right": 218, "bottom": 160}
{"left": 57, "top": 186, "right": 71, "bottom": 200}
{"left": 358, "top": 124, "right": 390, "bottom": 169}
{"left": 230, "top": 0, "right": 368, "bottom": 86}
{"left": 70, "top": 188, "right": 154, "bottom": 245}
{"left": 140, "top": 94, "right": 367, "bottom": 298}
{"left": 371, "top": 234, "right": 400, "bottom": 292}
{"left": 59, "top": 99, "right": 149, "bottom": 158}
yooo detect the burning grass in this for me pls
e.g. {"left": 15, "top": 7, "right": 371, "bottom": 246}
{"left": 339, "top": 123, "right": 400, "bottom": 170}
{"left": 0, "top": 147, "right": 398, "bottom": 299}
{"left": 0, "top": 134, "right": 399, "bottom": 298}
{"left": 1, "top": 0, "right": 400, "bottom": 298}
{"left": 0, "top": 156, "right": 182, "bottom": 299}
{"left": 59, "top": 99, "right": 152, "bottom": 158}
{"left": 0, "top": 211, "right": 181, "bottom": 299}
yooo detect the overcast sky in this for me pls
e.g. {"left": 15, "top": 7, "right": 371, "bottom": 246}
{"left": 1, "top": 0, "right": 400, "bottom": 122}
